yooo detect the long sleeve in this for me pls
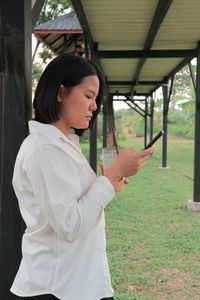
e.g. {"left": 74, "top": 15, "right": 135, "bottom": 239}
{"left": 24, "top": 143, "right": 114, "bottom": 243}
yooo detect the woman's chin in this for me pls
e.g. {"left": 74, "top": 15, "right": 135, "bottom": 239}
{"left": 82, "top": 121, "right": 90, "bottom": 128}
{"left": 75, "top": 123, "right": 89, "bottom": 130}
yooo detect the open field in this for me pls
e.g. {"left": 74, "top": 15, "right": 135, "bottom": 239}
{"left": 81, "top": 136, "right": 200, "bottom": 299}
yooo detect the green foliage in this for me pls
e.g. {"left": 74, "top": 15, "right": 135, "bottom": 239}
{"left": 38, "top": 48, "right": 53, "bottom": 64}
{"left": 113, "top": 94, "right": 195, "bottom": 140}
{"left": 37, "top": 0, "right": 72, "bottom": 25}
{"left": 167, "top": 109, "right": 194, "bottom": 139}
{"left": 80, "top": 112, "right": 104, "bottom": 144}
{"left": 181, "top": 99, "right": 195, "bottom": 120}
{"left": 154, "top": 98, "right": 163, "bottom": 110}
{"left": 81, "top": 90, "right": 195, "bottom": 145}
{"left": 32, "top": 63, "right": 43, "bottom": 81}
{"left": 32, "top": 63, "right": 43, "bottom": 91}
{"left": 81, "top": 137, "right": 199, "bottom": 299}
{"left": 114, "top": 108, "right": 146, "bottom": 139}
{"left": 172, "top": 65, "right": 192, "bottom": 101}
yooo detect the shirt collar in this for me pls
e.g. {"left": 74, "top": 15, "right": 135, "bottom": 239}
{"left": 28, "top": 120, "right": 79, "bottom": 144}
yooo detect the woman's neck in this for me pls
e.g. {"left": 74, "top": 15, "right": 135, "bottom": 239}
{"left": 51, "top": 120, "right": 70, "bottom": 137}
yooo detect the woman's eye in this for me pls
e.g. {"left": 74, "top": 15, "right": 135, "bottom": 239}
{"left": 86, "top": 95, "right": 92, "bottom": 99}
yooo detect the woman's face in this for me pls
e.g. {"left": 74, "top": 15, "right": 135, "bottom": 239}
{"left": 57, "top": 75, "right": 100, "bottom": 130}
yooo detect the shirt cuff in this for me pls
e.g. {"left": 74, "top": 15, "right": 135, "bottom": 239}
{"left": 87, "top": 176, "right": 115, "bottom": 208}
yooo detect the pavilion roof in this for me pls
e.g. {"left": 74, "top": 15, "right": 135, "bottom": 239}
{"left": 71, "top": 0, "right": 200, "bottom": 97}
{"left": 34, "top": 11, "right": 83, "bottom": 55}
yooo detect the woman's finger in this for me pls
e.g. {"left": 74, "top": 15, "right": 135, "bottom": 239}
{"left": 124, "top": 178, "right": 130, "bottom": 184}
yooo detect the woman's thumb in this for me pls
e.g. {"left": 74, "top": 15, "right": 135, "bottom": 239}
{"left": 99, "top": 162, "right": 104, "bottom": 175}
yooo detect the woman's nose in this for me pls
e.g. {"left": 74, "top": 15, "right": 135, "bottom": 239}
{"left": 90, "top": 100, "right": 97, "bottom": 111}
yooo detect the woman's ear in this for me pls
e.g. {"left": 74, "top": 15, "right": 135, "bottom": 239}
{"left": 57, "top": 84, "right": 65, "bottom": 103}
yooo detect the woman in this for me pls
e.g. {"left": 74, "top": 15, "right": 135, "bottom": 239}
{"left": 10, "top": 53, "right": 154, "bottom": 300}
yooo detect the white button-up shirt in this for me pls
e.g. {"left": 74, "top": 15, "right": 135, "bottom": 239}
{"left": 10, "top": 121, "right": 115, "bottom": 300}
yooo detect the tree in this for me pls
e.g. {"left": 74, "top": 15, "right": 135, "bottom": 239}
{"left": 181, "top": 79, "right": 196, "bottom": 119}
{"left": 37, "top": 0, "right": 72, "bottom": 25}
{"left": 173, "top": 65, "right": 191, "bottom": 98}
{"left": 32, "top": 63, "right": 43, "bottom": 80}
{"left": 170, "top": 65, "right": 193, "bottom": 110}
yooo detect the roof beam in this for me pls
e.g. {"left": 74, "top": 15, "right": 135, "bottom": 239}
{"left": 108, "top": 80, "right": 167, "bottom": 86}
{"left": 54, "top": 37, "right": 73, "bottom": 53}
{"left": 144, "top": 0, "right": 173, "bottom": 50}
{"left": 98, "top": 49, "right": 196, "bottom": 59}
{"left": 165, "top": 57, "right": 193, "bottom": 81}
{"left": 111, "top": 93, "right": 151, "bottom": 97}
{"left": 126, "top": 98, "right": 146, "bottom": 114}
{"left": 71, "top": 2, "right": 105, "bottom": 77}
{"left": 71, "top": 0, "right": 95, "bottom": 50}
{"left": 49, "top": 34, "right": 64, "bottom": 46}
{"left": 132, "top": 93, "right": 151, "bottom": 97}
{"left": 34, "top": 30, "right": 83, "bottom": 34}
{"left": 125, "top": 97, "right": 151, "bottom": 117}
{"left": 131, "top": 0, "right": 173, "bottom": 94}
{"left": 149, "top": 57, "right": 192, "bottom": 95}
{"left": 34, "top": 33, "right": 56, "bottom": 54}
{"left": 124, "top": 101, "right": 145, "bottom": 117}
{"left": 43, "top": 33, "right": 51, "bottom": 40}
{"left": 112, "top": 95, "right": 146, "bottom": 100}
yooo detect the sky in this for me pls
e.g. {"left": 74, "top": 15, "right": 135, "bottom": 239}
{"left": 113, "top": 100, "right": 129, "bottom": 111}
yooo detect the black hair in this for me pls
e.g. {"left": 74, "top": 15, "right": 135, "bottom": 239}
{"left": 33, "top": 53, "right": 105, "bottom": 136}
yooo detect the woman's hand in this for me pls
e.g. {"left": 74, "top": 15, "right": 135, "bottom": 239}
{"left": 99, "top": 162, "right": 130, "bottom": 185}
{"left": 104, "top": 146, "right": 154, "bottom": 187}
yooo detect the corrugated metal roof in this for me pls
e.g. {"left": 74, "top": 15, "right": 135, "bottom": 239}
{"left": 35, "top": 0, "right": 200, "bottom": 97}
{"left": 81, "top": 0, "right": 159, "bottom": 51}
{"left": 34, "top": 11, "right": 81, "bottom": 31}
{"left": 71, "top": 0, "right": 199, "bottom": 96}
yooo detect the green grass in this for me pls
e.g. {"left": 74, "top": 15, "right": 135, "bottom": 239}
{"left": 81, "top": 136, "right": 200, "bottom": 299}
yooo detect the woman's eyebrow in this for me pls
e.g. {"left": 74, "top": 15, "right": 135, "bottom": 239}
{"left": 87, "top": 89, "right": 96, "bottom": 96}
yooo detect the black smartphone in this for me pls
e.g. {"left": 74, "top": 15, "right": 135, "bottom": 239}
{"left": 144, "top": 130, "right": 164, "bottom": 150}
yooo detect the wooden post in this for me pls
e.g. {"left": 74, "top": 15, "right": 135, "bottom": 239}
{"left": 89, "top": 119, "right": 97, "bottom": 173}
{"left": 106, "top": 95, "right": 115, "bottom": 147}
{"left": 0, "top": 1, "right": 32, "bottom": 299}
{"left": 162, "top": 84, "right": 168, "bottom": 167}
{"left": 193, "top": 41, "right": 200, "bottom": 202}
{"left": 150, "top": 96, "right": 154, "bottom": 142}
{"left": 103, "top": 82, "right": 108, "bottom": 148}
{"left": 144, "top": 98, "right": 148, "bottom": 148}
{"left": 89, "top": 43, "right": 98, "bottom": 172}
